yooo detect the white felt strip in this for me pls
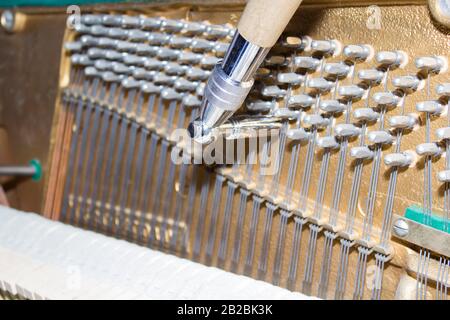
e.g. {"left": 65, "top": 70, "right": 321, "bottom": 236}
{"left": 0, "top": 206, "right": 313, "bottom": 300}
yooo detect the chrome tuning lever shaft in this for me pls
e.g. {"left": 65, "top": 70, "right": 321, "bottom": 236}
{"left": 188, "top": 32, "right": 269, "bottom": 144}
{"left": 188, "top": 0, "right": 304, "bottom": 144}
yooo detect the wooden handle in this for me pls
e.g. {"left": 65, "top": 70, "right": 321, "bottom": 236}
{"left": 237, "top": 0, "right": 303, "bottom": 48}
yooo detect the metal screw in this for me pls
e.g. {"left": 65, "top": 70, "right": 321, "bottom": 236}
{"left": 429, "top": 0, "right": 450, "bottom": 28}
{"left": 1, "top": 10, "right": 15, "bottom": 32}
{"left": 393, "top": 218, "right": 409, "bottom": 237}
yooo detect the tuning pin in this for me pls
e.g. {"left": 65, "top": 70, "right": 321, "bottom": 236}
{"left": 132, "top": 68, "right": 155, "bottom": 82}
{"left": 384, "top": 152, "right": 414, "bottom": 167}
{"left": 78, "top": 55, "right": 94, "bottom": 66}
{"left": 90, "top": 25, "right": 109, "bottom": 37}
{"left": 319, "top": 100, "right": 346, "bottom": 114}
{"left": 415, "top": 143, "right": 442, "bottom": 157}
{"left": 273, "top": 108, "right": 299, "bottom": 120}
{"left": 174, "top": 78, "right": 198, "bottom": 92}
{"left": 157, "top": 48, "right": 180, "bottom": 60}
{"left": 358, "top": 69, "right": 384, "bottom": 85}
{"left": 205, "top": 24, "right": 231, "bottom": 39}
{"left": 101, "top": 71, "right": 124, "bottom": 83}
{"left": 376, "top": 50, "right": 408, "bottom": 68}
{"left": 164, "top": 62, "right": 187, "bottom": 76}
{"left": 317, "top": 136, "right": 339, "bottom": 149}
{"left": 140, "top": 17, "right": 162, "bottom": 30}
{"left": 140, "top": 81, "right": 161, "bottom": 94}
{"left": 94, "top": 59, "right": 113, "bottom": 71}
{"left": 181, "top": 21, "right": 207, "bottom": 36}
{"left": 104, "top": 49, "right": 124, "bottom": 61}
{"left": 246, "top": 100, "right": 277, "bottom": 113}
{"left": 288, "top": 94, "right": 315, "bottom": 109}
{"left": 436, "top": 127, "right": 450, "bottom": 141}
{"left": 191, "top": 39, "right": 214, "bottom": 53}
{"left": 123, "top": 54, "right": 146, "bottom": 66}
{"left": 388, "top": 114, "right": 417, "bottom": 129}
{"left": 64, "top": 41, "right": 82, "bottom": 52}
{"left": 121, "top": 15, "right": 141, "bottom": 28}
{"left": 308, "top": 77, "right": 334, "bottom": 93}
{"left": 153, "top": 73, "right": 177, "bottom": 86}
{"left": 277, "top": 73, "right": 304, "bottom": 85}
{"left": 392, "top": 75, "right": 422, "bottom": 93}
{"left": 84, "top": 66, "right": 100, "bottom": 78}
{"left": 368, "top": 130, "right": 393, "bottom": 145}
{"left": 121, "top": 77, "right": 141, "bottom": 89}
{"left": 437, "top": 83, "right": 450, "bottom": 97}
{"left": 294, "top": 56, "right": 321, "bottom": 71}
{"left": 183, "top": 94, "right": 202, "bottom": 108}
{"left": 148, "top": 32, "right": 171, "bottom": 45}
{"left": 109, "top": 28, "right": 128, "bottom": 40}
{"left": 186, "top": 67, "right": 210, "bottom": 81}
{"left": 79, "top": 35, "right": 98, "bottom": 47}
{"left": 350, "top": 146, "right": 374, "bottom": 159}
{"left": 303, "top": 114, "right": 328, "bottom": 128}
{"left": 135, "top": 43, "right": 158, "bottom": 56}
{"left": 416, "top": 100, "right": 444, "bottom": 116}
{"left": 415, "top": 56, "right": 448, "bottom": 74}
{"left": 133, "top": 68, "right": 154, "bottom": 81}
{"left": 101, "top": 14, "right": 123, "bottom": 27}
{"left": 80, "top": 14, "right": 102, "bottom": 25}
{"left": 96, "top": 37, "right": 116, "bottom": 48}
{"left": 372, "top": 92, "right": 401, "bottom": 107}
{"left": 161, "top": 19, "right": 184, "bottom": 33}
{"left": 213, "top": 42, "right": 229, "bottom": 58}
{"left": 353, "top": 108, "right": 379, "bottom": 123}
{"left": 343, "top": 44, "right": 374, "bottom": 62}
{"left": 107, "top": 28, "right": 128, "bottom": 39}
{"left": 70, "top": 54, "right": 81, "bottom": 66}
{"left": 161, "top": 88, "right": 183, "bottom": 101}
{"left": 311, "top": 39, "right": 341, "bottom": 56}
{"left": 144, "top": 58, "right": 166, "bottom": 70}
{"left": 200, "top": 56, "right": 220, "bottom": 70}
{"left": 127, "top": 29, "right": 148, "bottom": 42}
{"left": 74, "top": 23, "right": 91, "bottom": 34}
{"left": 116, "top": 41, "right": 137, "bottom": 53}
{"left": 261, "top": 86, "right": 286, "bottom": 99}
{"left": 264, "top": 55, "right": 288, "bottom": 67}
{"left": 86, "top": 47, "right": 105, "bottom": 59}
{"left": 335, "top": 124, "right": 361, "bottom": 138}
{"left": 178, "top": 52, "right": 202, "bottom": 65}
{"left": 438, "top": 170, "right": 450, "bottom": 182}
{"left": 196, "top": 83, "right": 206, "bottom": 97}
{"left": 338, "top": 85, "right": 366, "bottom": 100}
{"left": 280, "top": 35, "right": 312, "bottom": 51}
{"left": 287, "top": 128, "right": 310, "bottom": 141}
{"left": 323, "top": 63, "right": 350, "bottom": 78}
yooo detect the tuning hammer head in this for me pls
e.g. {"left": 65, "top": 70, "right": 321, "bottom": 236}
{"left": 188, "top": 63, "right": 254, "bottom": 144}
